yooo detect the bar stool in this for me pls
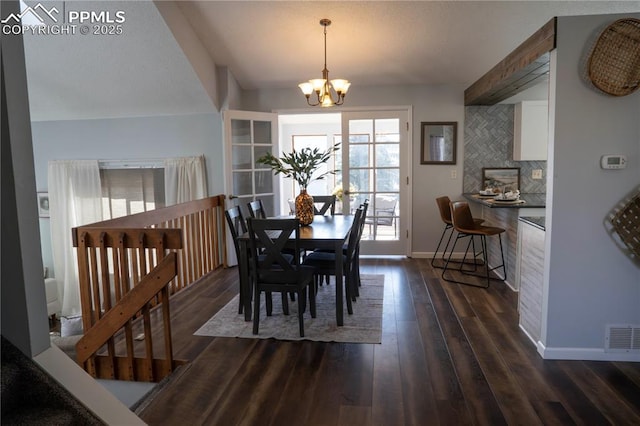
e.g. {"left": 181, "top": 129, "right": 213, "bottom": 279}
{"left": 442, "top": 201, "right": 506, "bottom": 288}
{"left": 431, "top": 196, "right": 484, "bottom": 269}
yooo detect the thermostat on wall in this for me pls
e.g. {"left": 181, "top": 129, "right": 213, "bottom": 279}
{"left": 600, "top": 155, "right": 627, "bottom": 169}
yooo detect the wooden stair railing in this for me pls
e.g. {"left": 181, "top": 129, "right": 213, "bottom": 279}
{"left": 71, "top": 195, "right": 227, "bottom": 381}
{"left": 74, "top": 195, "right": 227, "bottom": 295}
{"left": 76, "top": 253, "right": 186, "bottom": 381}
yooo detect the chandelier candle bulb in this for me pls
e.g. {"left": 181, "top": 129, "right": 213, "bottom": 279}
{"left": 310, "top": 79, "right": 326, "bottom": 92}
{"left": 331, "top": 79, "right": 351, "bottom": 94}
{"left": 298, "top": 82, "right": 313, "bottom": 95}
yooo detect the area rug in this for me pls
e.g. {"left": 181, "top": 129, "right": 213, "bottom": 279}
{"left": 194, "top": 274, "right": 384, "bottom": 344}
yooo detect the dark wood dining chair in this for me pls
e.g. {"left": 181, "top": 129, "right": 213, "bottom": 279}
{"left": 312, "top": 195, "right": 336, "bottom": 216}
{"left": 247, "top": 199, "right": 267, "bottom": 219}
{"left": 224, "top": 206, "right": 250, "bottom": 314}
{"left": 442, "top": 201, "right": 506, "bottom": 288}
{"left": 226, "top": 206, "right": 292, "bottom": 315}
{"left": 309, "top": 194, "right": 337, "bottom": 284}
{"left": 246, "top": 218, "right": 316, "bottom": 337}
{"left": 312, "top": 200, "right": 368, "bottom": 296}
{"left": 302, "top": 207, "right": 365, "bottom": 315}
{"left": 353, "top": 199, "right": 369, "bottom": 295}
{"left": 247, "top": 197, "right": 303, "bottom": 289}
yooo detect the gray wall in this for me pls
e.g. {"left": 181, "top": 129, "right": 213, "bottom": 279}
{"left": 542, "top": 14, "right": 640, "bottom": 358}
{"left": 32, "top": 113, "right": 224, "bottom": 276}
{"left": 2, "top": 0, "right": 50, "bottom": 357}
{"left": 243, "top": 83, "right": 468, "bottom": 256}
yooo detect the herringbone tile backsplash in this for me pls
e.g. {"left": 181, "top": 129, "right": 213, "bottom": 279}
{"left": 463, "top": 105, "right": 547, "bottom": 194}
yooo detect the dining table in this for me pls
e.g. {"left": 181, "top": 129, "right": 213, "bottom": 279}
{"left": 237, "top": 214, "right": 355, "bottom": 326}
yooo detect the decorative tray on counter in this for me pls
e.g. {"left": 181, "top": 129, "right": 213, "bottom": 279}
{"left": 476, "top": 193, "right": 496, "bottom": 198}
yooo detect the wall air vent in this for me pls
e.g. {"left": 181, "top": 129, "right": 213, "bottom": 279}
{"left": 605, "top": 325, "right": 640, "bottom": 352}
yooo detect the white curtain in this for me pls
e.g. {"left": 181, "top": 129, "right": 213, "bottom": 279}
{"left": 164, "top": 155, "right": 208, "bottom": 205}
{"left": 48, "top": 160, "right": 103, "bottom": 316}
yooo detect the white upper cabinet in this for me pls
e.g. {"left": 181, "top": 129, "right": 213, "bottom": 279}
{"left": 513, "top": 101, "right": 548, "bottom": 161}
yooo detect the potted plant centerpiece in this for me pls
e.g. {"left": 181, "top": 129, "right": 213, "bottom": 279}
{"left": 257, "top": 144, "right": 340, "bottom": 225}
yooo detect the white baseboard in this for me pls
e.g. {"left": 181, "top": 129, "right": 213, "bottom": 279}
{"left": 411, "top": 251, "right": 433, "bottom": 259}
{"left": 504, "top": 280, "right": 517, "bottom": 292}
{"left": 519, "top": 324, "right": 538, "bottom": 348}
{"left": 537, "top": 341, "right": 640, "bottom": 362}
{"left": 412, "top": 251, "right": 468, "bottom": 259}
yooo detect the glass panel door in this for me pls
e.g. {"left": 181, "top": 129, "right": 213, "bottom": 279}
{"left": 224, "top": 110, "right": 278, "bottom": 217}
{"left": 341, "top": 110, "right": 410, "bottom": 255}
{"left": 223, "top": 110, "right": 278, "bottom": 264}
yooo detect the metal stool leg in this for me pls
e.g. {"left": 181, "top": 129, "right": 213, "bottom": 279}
{"left": 431, "top": 224, "right": 453, "bottom": 268}
{"left": 434, "top": 226, "right": 484, "bottom": 270}
{"left": 442, "top": 232, "right": 505, "bottom": 289}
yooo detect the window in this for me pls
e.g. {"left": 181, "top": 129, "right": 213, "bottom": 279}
{"left": 100, "top": 168, "right": 165, "bottom": 219}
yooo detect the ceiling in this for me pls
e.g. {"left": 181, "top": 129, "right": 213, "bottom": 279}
{"left": 20, "top": 1, "right": 640, "bottom": 121}
{"left": 177, "top": 1, "right": 638, "bottom": 90}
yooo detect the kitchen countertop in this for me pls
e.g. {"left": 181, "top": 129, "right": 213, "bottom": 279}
{"left": 463, "top": 193, "right": 546, "bottom": 209}
{"left": 519, "top": 216, "right": 546, "bottom": 231}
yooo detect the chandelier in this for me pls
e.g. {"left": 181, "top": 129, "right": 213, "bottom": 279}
{"left": 298, "top": 19, "right": 351, "bottom": 107}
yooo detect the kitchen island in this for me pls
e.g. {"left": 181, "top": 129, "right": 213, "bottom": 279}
{"left": 462, "top": 193, "right": 545, "bottom": 290}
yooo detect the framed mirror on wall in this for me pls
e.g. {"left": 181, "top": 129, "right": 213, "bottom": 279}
{"left": 420, "top": 122, "right": 457, "bottom": 164}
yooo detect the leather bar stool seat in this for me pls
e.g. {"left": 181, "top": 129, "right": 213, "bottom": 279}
{"left": 442, "top": 201, "right": 506, "bottom": 288}
{"left": 431, "top": 196, "right": 484, "bottom": 269}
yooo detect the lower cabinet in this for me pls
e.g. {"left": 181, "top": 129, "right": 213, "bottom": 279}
{"left": 517, "top": 220, "right": 545, "bottom": 345}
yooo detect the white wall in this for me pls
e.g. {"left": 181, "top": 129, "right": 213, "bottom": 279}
{"left": 243, "top": 83, "right": 467, "bottom": 256}
{"left": 217, "top": 66, "right": 244, "bottom": 111}
{"left": 541, "top": 14, "right": 640, "bottom": 360}
{"left": 31, "top": 113, "right": 224, "bottom": 276}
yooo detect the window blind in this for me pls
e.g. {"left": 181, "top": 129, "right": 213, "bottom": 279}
{"left": 100, "top": 168, "right": 165, "bottom": 219}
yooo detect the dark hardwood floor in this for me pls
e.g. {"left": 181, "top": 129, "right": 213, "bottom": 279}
{"left": 138, "top": 258, "right": 640, "bottom": 425}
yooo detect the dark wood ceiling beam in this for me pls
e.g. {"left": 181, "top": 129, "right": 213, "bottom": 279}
{"left": 464, "top": 18, "right": 557, "bottom": 105}
{"left": 485, "top": 56, "right": 550, "bottom": 103}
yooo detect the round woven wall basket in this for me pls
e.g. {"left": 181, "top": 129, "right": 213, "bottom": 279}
{"left": 588, "top": 18, "right": 640, "bottom": 97}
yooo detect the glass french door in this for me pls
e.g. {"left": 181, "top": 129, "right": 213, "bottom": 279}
{"left": 223, "top": 110, "right": 278, "bottom": 264}
{"left": 340, "top": 110, "right": 410, "bottom": 256}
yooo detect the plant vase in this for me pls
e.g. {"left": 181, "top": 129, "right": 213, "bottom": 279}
{"left": 295, "top": 190, "right": 314, "bottom": 225}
